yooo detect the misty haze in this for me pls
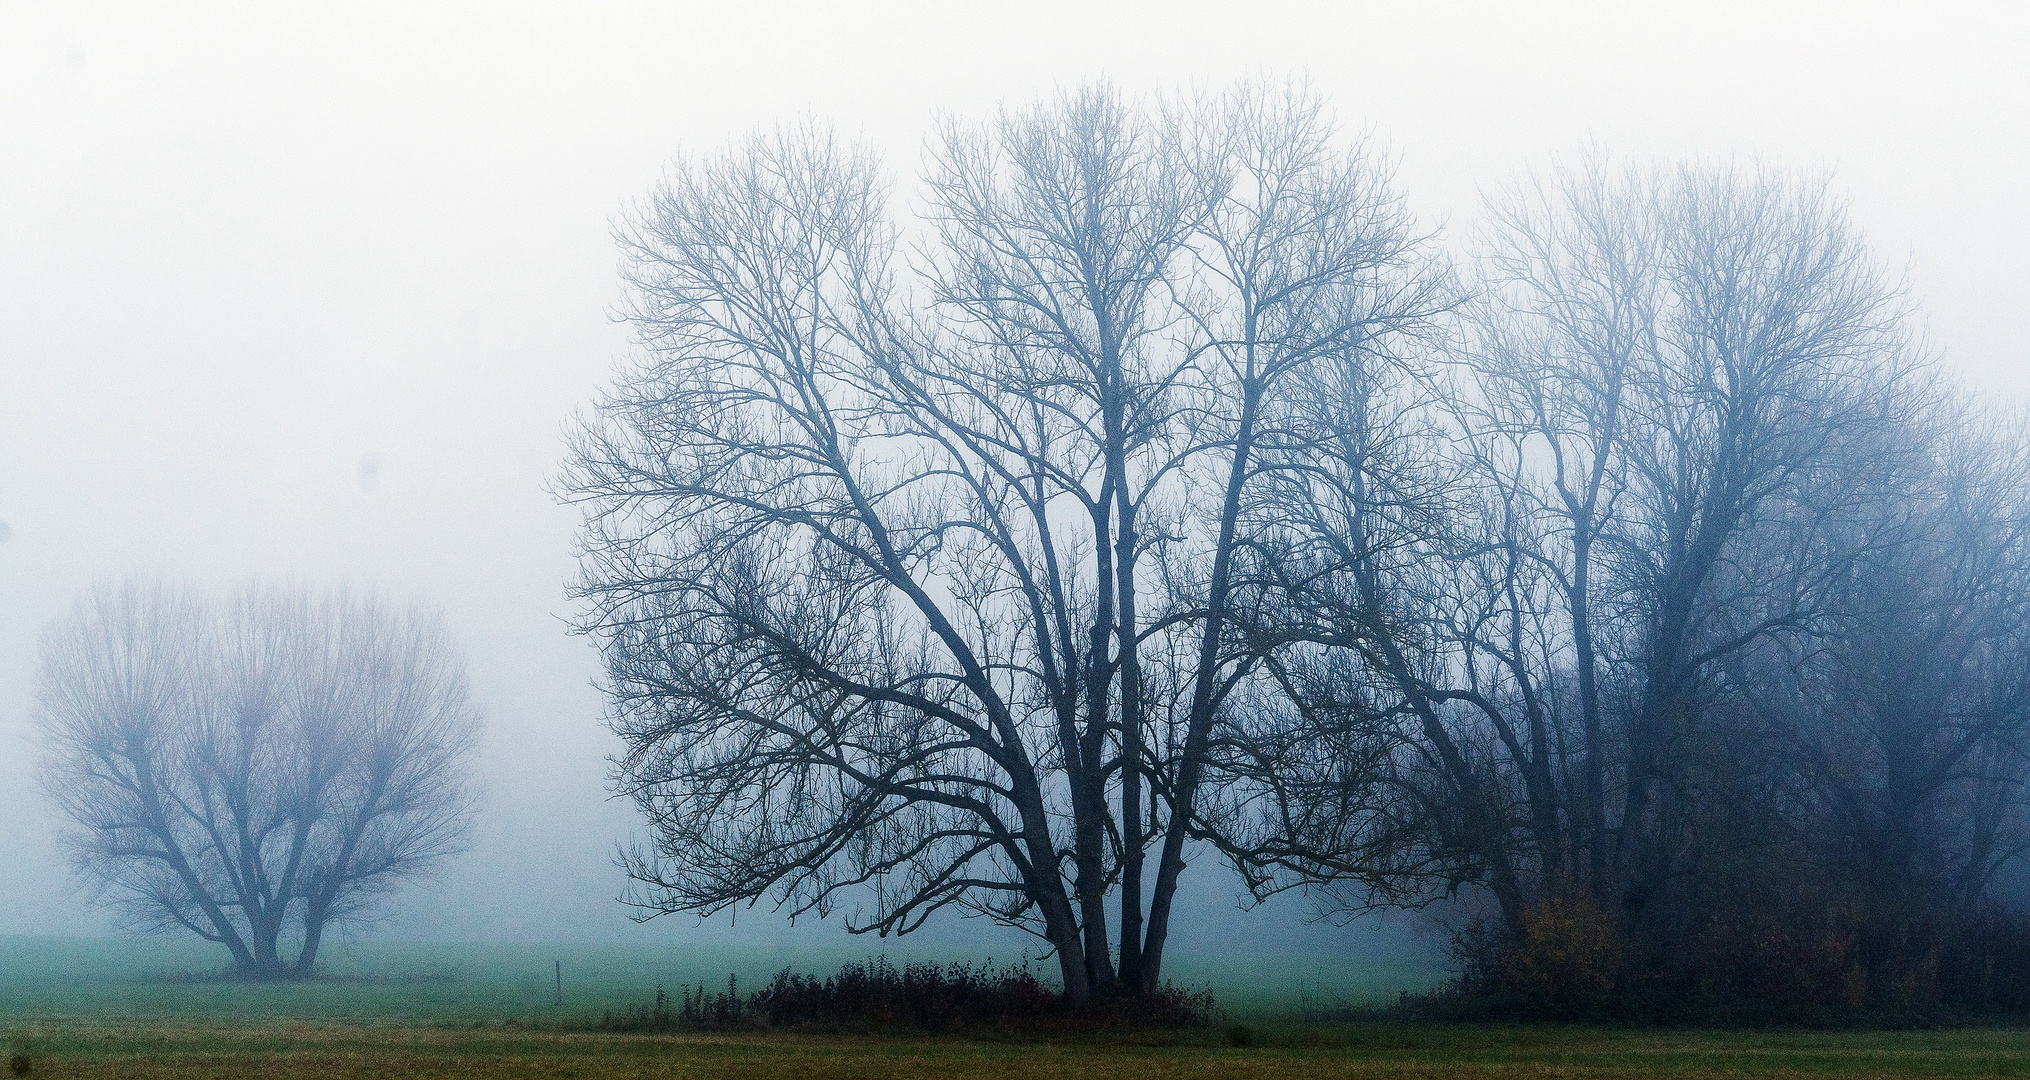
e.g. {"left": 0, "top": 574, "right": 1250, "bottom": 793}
{"left": 4, "top": 3, "right": 2030, "bottom": 1077}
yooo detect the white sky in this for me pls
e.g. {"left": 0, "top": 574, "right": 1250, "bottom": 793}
{"left": 1, "top": 0, "right": 2024, "bottom": 958}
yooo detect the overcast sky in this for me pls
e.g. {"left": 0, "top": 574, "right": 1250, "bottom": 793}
{"left": 1, "top": 0, "right": 2024, "bottom": 963}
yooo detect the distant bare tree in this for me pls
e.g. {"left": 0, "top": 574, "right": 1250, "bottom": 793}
{"left": 1233, "top": 157, "right": 1924, "bottom": 946}
{"left": 563, "top": 80, "right": 1447, "bottom": 1005}
{"left": 1231, "top": 157, "right": 2030, "bottom": 1015}
{"left": 1757, "top": 406, "right": 2030, "bottom": 987}
{"left": 36, "top": 580, "right": 479, "bottom": 980}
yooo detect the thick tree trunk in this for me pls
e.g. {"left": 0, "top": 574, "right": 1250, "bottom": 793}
{"left": 1073, "top": 494, "right": 1119, "bottom": 994}
{"left": 1139, "top": 379, "right": 1263, "bottom": 995}
{"left": 295, "top": 895, "right": 333, "bottom": 977}
{"left": 1041, "top": 889, "right": 1092, "bottom": 1008}
{"left": 1115, "top": 485, "right": 1147, "bottom": 992}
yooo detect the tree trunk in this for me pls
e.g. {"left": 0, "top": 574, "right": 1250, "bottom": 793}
{"left": 1570, "top": 528, "right": 1610, "bottom": 900}
{"left": 296, "top": 900, "right": 329, "bottom": 977}
{"left": 1139, "top": 379, "right": 1264, "bottom": 995}
{"left": 1115, "top": 484, "right": 1147, "bottom": 992}
{"left": 1074, "top": 493, "right": 1119, "bottom": 994}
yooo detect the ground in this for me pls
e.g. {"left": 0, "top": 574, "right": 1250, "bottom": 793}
{"left": 5, "top": 937, "right": 2029, "bottom": 1078}
{"left": 10, "top": 1022, "right": 2030, "bottom": 1079}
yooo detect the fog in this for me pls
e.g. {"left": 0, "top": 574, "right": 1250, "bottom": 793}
{"left": 2, "top": 0, "right": 2025, "bottom": 973}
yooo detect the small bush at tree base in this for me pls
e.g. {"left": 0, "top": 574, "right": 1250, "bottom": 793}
{"left": 594, "top": 958, "right": 1220, "bottom": 1034}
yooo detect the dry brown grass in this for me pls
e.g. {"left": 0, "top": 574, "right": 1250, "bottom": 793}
{"left": 7, "top": 1020, "right": 2030, "bottom": 1079}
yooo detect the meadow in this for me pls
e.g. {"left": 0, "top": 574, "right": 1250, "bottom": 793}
{"left": 7, "top": 936, "right": 2030, "bottom": 1078}
{"left": 0, "top": 935, "right": 1440, "bottom": 1022}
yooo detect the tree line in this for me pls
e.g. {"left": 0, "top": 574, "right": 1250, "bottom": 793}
{"left": 41, "top": 78, "right": 2017, "bottom": 1007}
{"left": 563, "top": 80, "right": 2030, "bottom": 1014}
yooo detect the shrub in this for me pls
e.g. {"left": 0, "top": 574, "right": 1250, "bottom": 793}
{"left": 596, "top": 958, "right": 1220, "bottom": 1034}
{"left": 1939, "top": 906, "right": 2030, "bottom": 1014}
{"left": 1682, "top": 886, "right": 1867, "bottom": 1021}
{"left": 752, "top": 959, "right": 1056, "bottom": 1031}
{"left": 1502, "top": 892, "right": 1623, "bottom": 1007}
{"left": 1423, "top": 874, "right": 2030, "bottom": 1025}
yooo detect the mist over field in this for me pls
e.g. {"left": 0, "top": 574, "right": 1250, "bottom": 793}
{"left": 2, "top": 1, "right": 2026, "bottom": 1014}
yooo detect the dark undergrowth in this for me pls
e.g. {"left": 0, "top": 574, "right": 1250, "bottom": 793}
{"left": 1359, "top": 894, "right": 2030, "bottom": 1029}
{"left": 588, "top": 958, "right": 1221, "bottom": 1035}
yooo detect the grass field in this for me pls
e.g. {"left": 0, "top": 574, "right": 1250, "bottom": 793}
{"left": 7, "top": 937, "right": 2030, "bottom": 1078}
{"left": 0, "top": 935, "right": 1441, "bottom": 1022}
{"left": 9, "top": 1022, "right": 2030, "bottom": 1079}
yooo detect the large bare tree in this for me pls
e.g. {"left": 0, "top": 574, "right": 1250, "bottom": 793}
{"left": 562, "top": 81, "right": 1446, "bottom": 1004}
{"left": 1216, "top": 155, "right": 2030, "bottom": 1015}
{"left": 1229, "top": 157, "right": 1926, "bottom": 941}
{"left": 37, "top": 580, "right": 480, "bottom": 979}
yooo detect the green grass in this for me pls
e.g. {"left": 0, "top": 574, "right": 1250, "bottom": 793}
{"left": 0, "top": 935, "right": 1441, "bottom": 1024}
{"left": 0, "top": 936, "right": 885, "bottom": 1023}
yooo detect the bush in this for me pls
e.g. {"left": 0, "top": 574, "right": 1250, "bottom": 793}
{"left": 1424, "top": 880, "right": 2030, "bottom": 1024}
{"left": 1502, "top": 892, "right": 1623, "bottom": 1008}
{"left": 596, "top": 958, "right": 1221, "bottom": 1034}
{"left": 752, "top": 959, "right": 1057, "bottom": 1031}
{"left": 1686, "top": 889, "right": 1866, "bottom": 1019}
{"left": 1435, "top": 892, "right": 1625, "bottom": 1021}
{"left": 1939, "top": 906, "right": 2030, "bottom": 1013}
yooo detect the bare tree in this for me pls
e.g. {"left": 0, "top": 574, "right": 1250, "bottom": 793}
{"left": 562, "top": 80, "right": 1445, "bottom": 1005}
{"left": 1757, "top": 405, "right": 2030, "bottom": 986}
{"left": 1192, "top": 299, "right": 1487, "bottom": 921}
{"left": 1232, "top": 157, "right": 1925, "bottom": 951}
{"left": 564, "top": 97, "right": 2030, "bottom": 1011}
{"left": 37, "top": 579, "right": 479, "bottom": 980}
